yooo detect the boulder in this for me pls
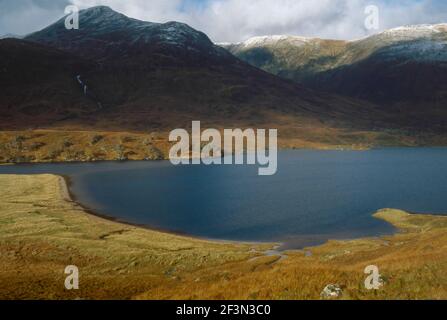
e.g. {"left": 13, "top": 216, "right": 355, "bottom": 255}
{"left": 320, "top": 284, "right": 343, "bottom": 299}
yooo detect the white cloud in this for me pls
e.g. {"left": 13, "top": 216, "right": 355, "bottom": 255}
{"left": 69, "top": 0, "right": 447, "bottom": 42}
{"left": 70, "top": 0, "right": 188, "bottom": 22}
{"left": 193, "top": 0, "right": 367, "bottom": 42}
{"left": 1, "top": 0, "right": 446, "bottom": 41}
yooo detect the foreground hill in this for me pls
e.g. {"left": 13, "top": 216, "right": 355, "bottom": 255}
{"left": 223, "top": 24, "right": 447, "bottom": 131}
{"left": 1, "top": 174, "right": 446, "bottom": 299}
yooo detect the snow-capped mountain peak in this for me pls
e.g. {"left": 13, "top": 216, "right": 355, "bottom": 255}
{"left": 26, "top": 6, "right": 222, "bottom": 61}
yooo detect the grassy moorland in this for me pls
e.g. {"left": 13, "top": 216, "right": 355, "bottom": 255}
{"left": 0, "top": 174, "right": 446, "bottom": 300}
{"left": 1, "top": 126, "right": 443, "bottom": 164}
{"left": 0, "top": 130, "right": 170, "bottom": 163}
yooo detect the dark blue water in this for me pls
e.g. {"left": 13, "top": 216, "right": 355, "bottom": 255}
{"left": 1, "top": 149, "right": 447, "bottom": 248}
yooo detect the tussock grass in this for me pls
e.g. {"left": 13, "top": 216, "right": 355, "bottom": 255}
{"left": 0, "top": 126, "right": 433, "bottom": 165}
{"left": 0, "top": 175, "right": 446, "bottom": 300}
{"left": 0, "top": 174, "right": 269, "bottom": 299}
{"left": 0, "top": 130, "right": 168, "bottom": 163}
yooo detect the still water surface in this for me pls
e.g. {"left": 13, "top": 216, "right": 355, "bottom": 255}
{"left": 1, "top": 149, "right": 447, "bottom": 248}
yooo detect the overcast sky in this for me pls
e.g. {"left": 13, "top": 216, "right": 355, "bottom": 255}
{"left": 1, "top": 0, "right": 446, "bottom": 42}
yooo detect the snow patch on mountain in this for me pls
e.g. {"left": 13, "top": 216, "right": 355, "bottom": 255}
{"left": 0, "top": 34, "right": 23, "bottom": 40}
{"left": 377, "top": 24, "right": 446, "bottom": 42}
{"left": 353, "top": 24, "right": 447, "bottom": 62}
{"left": 236, "top": 35, "right": 314, "bottom": 48}
{"left": 378, "top": 39, "right": 447, "bottom": 62}
{"left": 223, "top": 24, "right": 447, "bottom": 49}
{"left": 350, "top": 23, "right": 447, "bottom": 43}
{"left": 382, "top": 24, "right": 446, "bottom": 36}
{"left": 27, "top": 6, "right": 220, "bottom": 57}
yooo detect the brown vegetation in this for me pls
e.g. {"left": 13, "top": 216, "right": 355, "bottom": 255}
{"left": 0, "top": 130, "right": 168, "bottom": 163}
{"left": 0, "top": 174, "right": 446, "bottom": 300}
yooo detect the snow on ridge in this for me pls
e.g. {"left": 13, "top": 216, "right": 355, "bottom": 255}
{"left": 239, "top": 35, "right": 313, "bottom": 48}
{"left": 348, "top": 23, "right": 447, "bottom": 43}
{"left": 230, "top": 24, "right": 447, "bottom": 47}
{"left": 380, "top": 24, "right": 445, "bottom": 37}
{"left": 0, "top": 33, "right": 23, "bottom": 40}
{"left": 385, "top": 23, "right": 447, "bottom": 32}
{"left": 376, "top": 23, "right": 447, "bottom": 40}
{"left": 215, "top": 42, "right": 232, "bottom": 47}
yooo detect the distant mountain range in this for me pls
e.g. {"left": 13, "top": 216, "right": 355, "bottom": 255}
{"left": 221, "top": 24, "right": 447, "bottom": 131}
{"left": 1, "top": 6, "right": 447, "bottom": 163}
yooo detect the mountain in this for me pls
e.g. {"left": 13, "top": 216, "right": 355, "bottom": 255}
{"left": 26, "top": 6, "right": 230, "bottom": 66}
{"left": 223, "top": 24, "right": 447, "bottom": 130}
{"left": 1, "top": 7, "right": 444, "bottom": 164}
{"left": 5, "top": 6, "right": 385, "bottom": 134}
{"left": 221, "top": 35, "right": 347, "bottom": 82}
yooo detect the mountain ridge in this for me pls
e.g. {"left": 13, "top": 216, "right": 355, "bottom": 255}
{"left": 222, "top": 23, "right": 447, "bottom": 130}
{"left": 26, "top": 6, "right": 230, "bottom": 65}
{"left": 223, "top": 23, "right": 447, "bottom": 47}
{"left": 3, "top": 8, "right": 389, "bottom": 132}
{"left": 1, "top": 6, "right": 446, "bottom": 164}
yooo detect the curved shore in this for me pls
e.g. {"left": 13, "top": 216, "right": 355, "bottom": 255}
{"left": 61, "top": 174, "right": 278, "bottom": 247}
{"left": 0, "top": 174, "right": 446, "bottom": 300}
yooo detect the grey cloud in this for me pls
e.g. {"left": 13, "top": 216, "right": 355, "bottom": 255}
{"left": 0, "top": 0, "right": 446, "bottom": 41}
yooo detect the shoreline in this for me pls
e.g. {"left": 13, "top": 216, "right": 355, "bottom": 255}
{"left": 60, "top": 174, "right": 278, "bottom": 249}
{"left": 1, "top": 173, "right": 447, "bottom": 299}
{"left": 60, "top": 172, "right": 447, "bottom": 251}
{"left": 2, "top": 156, "right": 446, "bottom": 250}
{"left": 0, "top": 174, "right": 273, "bottom": 299}
{"left": 4, "top": 145, "right": 447, "bottom": 166}
{"left": 60, "top": 174, "right": 398, "bottom": 251}
{"left": 3, "top": 168, "right": 443, "bottom": 251}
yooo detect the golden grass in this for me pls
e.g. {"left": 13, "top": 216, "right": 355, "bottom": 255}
{"left": 0, "top": 174, "right": 446, "bottom": 300}
{"left": 1, "top": 125, "right": 439, "bottom": 164}
{"left": 0, "top": 130, "right": 170, "bottom": 163}
{"left": 0, "top": 174, "right": 270, "bottom": 299}
{"left": 137, "top": 209, "right": 447, "bottom": 300}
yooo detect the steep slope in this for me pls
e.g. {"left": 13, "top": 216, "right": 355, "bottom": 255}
{"left": 26, "top": 6, "right": 230, "bottom": 66}
{"left": 312, "top": 26, "right": 447, "bottom": 129}
{"left": 18, "top": 6, "right": 384, "bottom": 133}
{"left": 0, "top": 39, "right": 97, "bottom": 129}
{"left": 222, "top": 35, "right": 347, "bottom": 83}
{"left": 223, "top": 25, "right": 447, "bottom": 130}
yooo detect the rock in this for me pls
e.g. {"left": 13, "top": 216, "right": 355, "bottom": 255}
{"left": 320, "top": 284, "right": 343, "bottom": 299}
